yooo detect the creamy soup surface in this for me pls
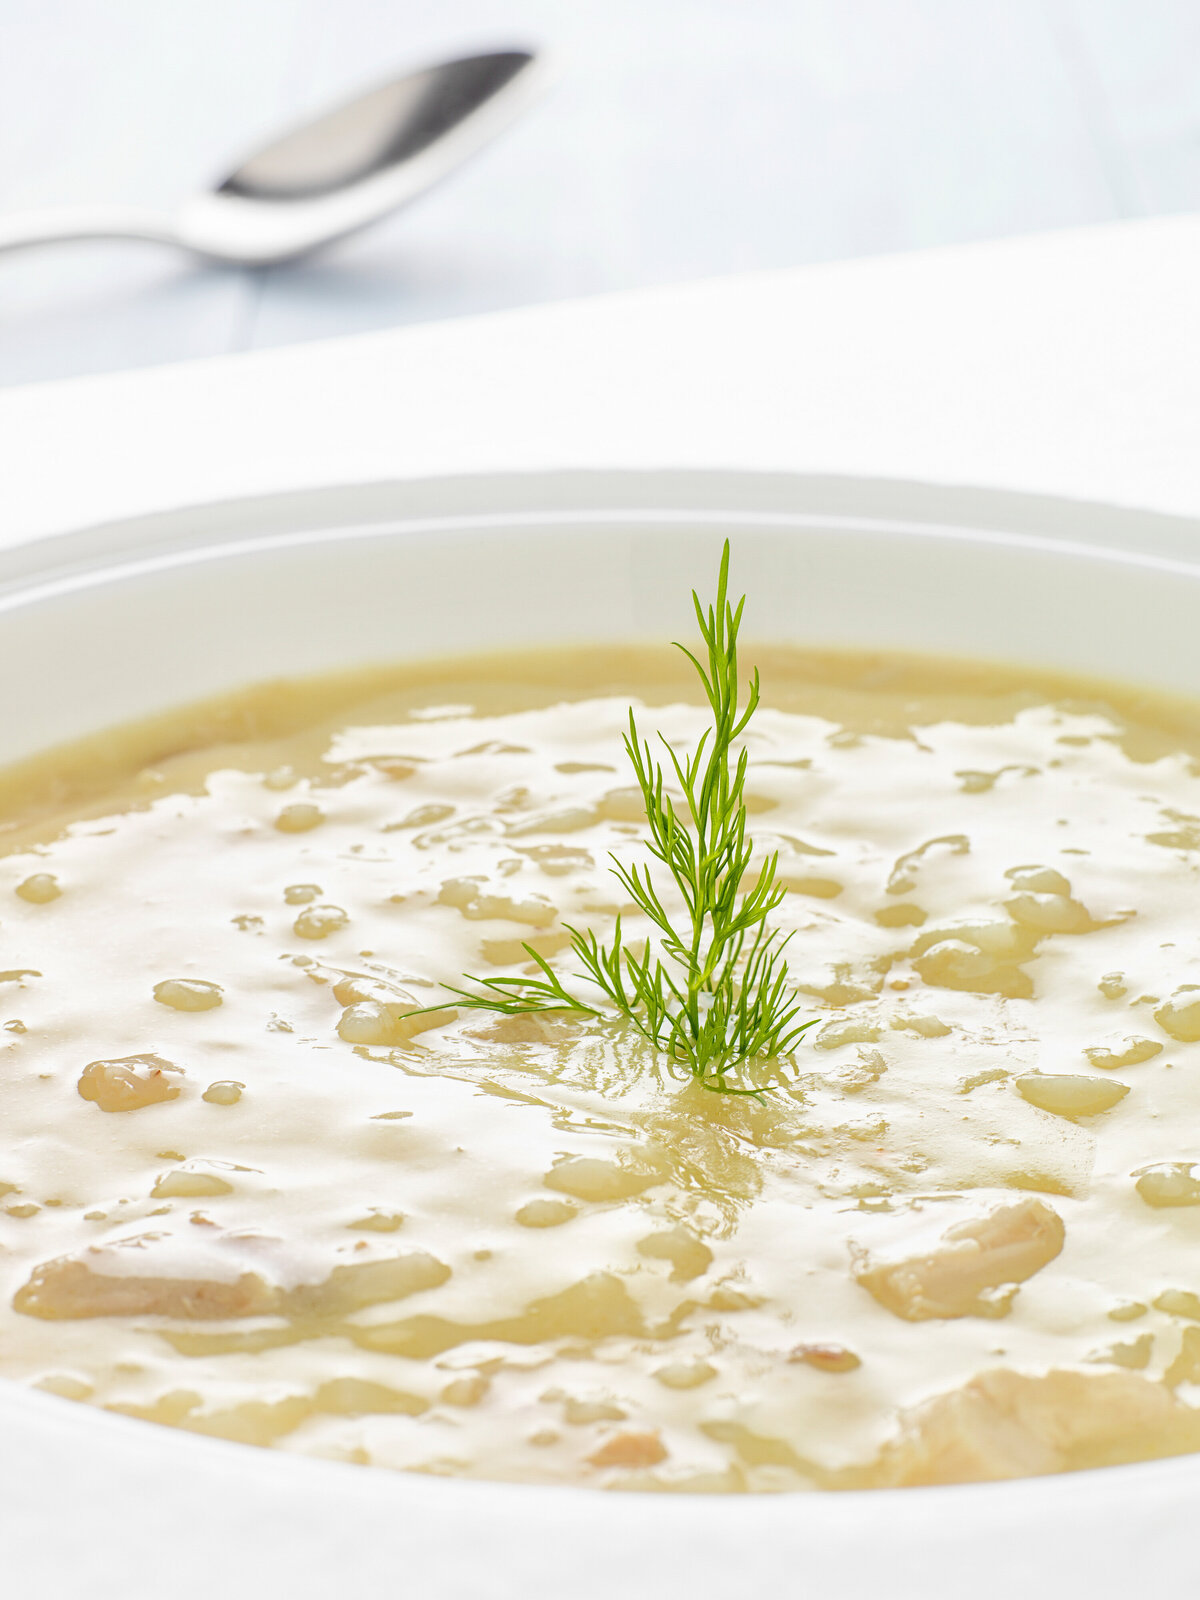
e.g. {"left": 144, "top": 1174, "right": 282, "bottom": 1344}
{"left": 5, "top": 643, "right": 1200, "bottom": 1492}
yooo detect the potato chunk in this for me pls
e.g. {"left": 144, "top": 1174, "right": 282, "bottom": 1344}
{"left": 1155, "top": 988, "right": 1200, "bottom": 1043}
{"left": 1015, "top": 1074, "right": 1129, "bottom": 1118}
{"left": 337, "top": 1000, "right": 454, "bottom": 1046}
{"left": 789, "top": 1343, "right": 862, "bottom": 1373}
{"left": 153, "top": 979, "right": 223, "bottom": 1012}
{"left": 856, "top": 1199, "right": 1065, "bottom": 1321}
{"left": 544, "top": 1156, "right": 661, "bottom": 1203}
{"left": 1084, "top": 1036, "right": 1162, "bottom": 1070}
{"left": 13, "top": 1238, "right": 449, "bottom": 1324}
{"left": 1134, "top": 1163, "right": 1200, "bottom": 1208}
{"left": 285, "top": 1253, "right": 450, "bottom": 1318}
{"left": 588, "top": 1430, "right": 668, "bottom": 1469}
{"left": 77, "top": 1054, "right": 182, "bottom": 1112}
{"left": 635, "top": 1225, "right": 713, "bottom": 1282}
{"left": 14, "top": 1257, "right": 276, "bottom": 1321}
{"left": 878, "top": 1368, "right": 1200, "bottom": 1486}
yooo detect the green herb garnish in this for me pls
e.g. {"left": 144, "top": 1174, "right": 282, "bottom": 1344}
{"left": 434, "top": 542, "right": 815, "bottom": 1092}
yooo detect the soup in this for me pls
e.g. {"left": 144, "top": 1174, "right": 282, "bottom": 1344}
{"left": 4, "top": 642, "right": 1200, "bottom": 1491}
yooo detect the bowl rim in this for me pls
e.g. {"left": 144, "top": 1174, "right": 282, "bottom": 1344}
{"left": 5, "top": 467, "right": 1200, "bottom": 602}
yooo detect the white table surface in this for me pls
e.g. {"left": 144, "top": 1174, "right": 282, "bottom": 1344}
{"left": 2, "top": 212, "right": 1199, "bottom": 547}
{"left": 2, "top": 0, "right": 1198, "bottom": 390}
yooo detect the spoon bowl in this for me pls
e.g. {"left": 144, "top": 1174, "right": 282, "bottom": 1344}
{"left": 0, "top": 49, "right": 545, "bottom": 267}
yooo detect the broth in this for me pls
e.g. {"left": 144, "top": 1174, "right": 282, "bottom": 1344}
{"left": 3, "top": 643, "right": 1200, "bottom": 1490}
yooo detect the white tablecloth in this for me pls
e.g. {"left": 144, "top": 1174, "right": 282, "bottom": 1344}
{"left": 2, "top": 214, "right": 1198, "bottom": 544}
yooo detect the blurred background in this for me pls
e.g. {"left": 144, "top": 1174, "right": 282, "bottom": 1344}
{"left": 1, "top": 0, "right": 1197, "bottom": 389}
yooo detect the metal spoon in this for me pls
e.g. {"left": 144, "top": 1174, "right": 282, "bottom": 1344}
{"left": 0, "top": 49, "right": 544, "bottom": 266}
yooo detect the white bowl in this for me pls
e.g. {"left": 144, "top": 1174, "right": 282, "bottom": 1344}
{"left": 4, "top": 470, "right": 1200, "bottom": 1599}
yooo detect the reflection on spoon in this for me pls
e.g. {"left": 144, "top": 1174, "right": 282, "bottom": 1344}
{"left": 0, "top": 49, "right": 545, "bottom": 267}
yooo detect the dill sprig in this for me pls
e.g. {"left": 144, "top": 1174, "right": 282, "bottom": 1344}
{"left": 435, "top": 541, "right": 815, "bottom": 1092}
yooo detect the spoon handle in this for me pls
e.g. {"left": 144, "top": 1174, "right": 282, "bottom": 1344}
{"left": 0, "top": 207, "right": 182, "bottom": 257}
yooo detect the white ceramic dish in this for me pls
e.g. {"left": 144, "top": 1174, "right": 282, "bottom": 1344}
{"left": 4, "top": 469, "right": 1200, "bottom": 1599}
